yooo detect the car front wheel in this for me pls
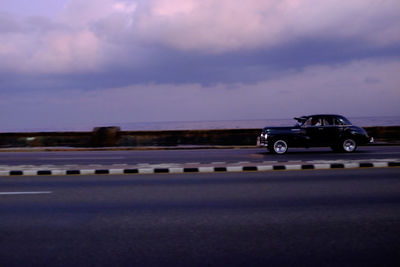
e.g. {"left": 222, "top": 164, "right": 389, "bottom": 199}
{"left": 269, "top": 139, "right": 288, "bottom": 154}
{"left": 341, "top": 138, "right": 357, "bottom": 153}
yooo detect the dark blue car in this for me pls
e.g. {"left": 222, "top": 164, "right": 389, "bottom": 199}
{"left": 258, "top": 114, "right": 373, "bottom": 154}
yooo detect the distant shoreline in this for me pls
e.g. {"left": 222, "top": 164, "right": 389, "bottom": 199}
{"left": 2, "top": 116, "right": 400, "bottom": 133}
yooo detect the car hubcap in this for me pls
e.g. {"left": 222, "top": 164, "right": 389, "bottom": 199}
{"left": 274, "top": 140, "right": 287, "bottom": 154}
{"left": 343, "top": 139, "right": 356, "bottom": 152}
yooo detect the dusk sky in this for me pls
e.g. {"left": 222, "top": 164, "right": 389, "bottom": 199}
{"left": 1, "top": 0, "right": 400, "bottom": 131}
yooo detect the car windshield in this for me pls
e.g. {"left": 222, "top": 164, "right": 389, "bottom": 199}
{"left": 337, "top": 117, "right": 352, "bottom": 125}
{"left": 294, "top": 118, "right": 306, "bottom": 127}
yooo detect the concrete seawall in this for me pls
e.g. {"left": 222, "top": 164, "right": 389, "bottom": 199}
{"left": 0, "top": 126, "right": 399, "bottom": 148}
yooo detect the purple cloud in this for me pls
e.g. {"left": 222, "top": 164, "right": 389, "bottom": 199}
{"left": 1, "top": 59, "right": 399, "bottom": 131}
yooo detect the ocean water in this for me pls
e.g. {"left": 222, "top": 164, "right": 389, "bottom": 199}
{"left": 4, "top": 116, "right": 400, "bottom": 133}
{"left": 118, "top": 116, "right": 400, "bottom": 131}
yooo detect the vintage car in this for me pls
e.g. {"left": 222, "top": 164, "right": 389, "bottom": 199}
{"left": 258, "top": 114, "right": 373, "bottom": 154}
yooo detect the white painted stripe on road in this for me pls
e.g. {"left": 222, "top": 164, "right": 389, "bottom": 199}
{"left": 285, "top": 164, "right": 302, "bottom": 170}
{"left": 373, "top": 162, "right": 389, "bottom": 168}
{"left": 0, "top": 171, "right": 10, "bottom": 176}
{"left": 109, "top": 169, "right": 124, "bottom": 175}
{"left": 344, "top": 163, "right": 359, "bottom": 169}
{"left": 23, "top": 170, "right": 37, "bottom": 176}
{"left": 138, "top": 168, "right": 154, "bottom": 174}
{"left": 0, "top": 191, "right": 52, "bottom": 195}
{"left": 257, "top": 165, "right": 273, "bottom": 171}
{"left": 313, "top": 164, "right": 331, "bottom": 169}
{"left": 80, "top": 169, "right": 95, "bottom": 175}
{"left": 227, "top": 166, "right": 243, "bottom": 172}
{"left": 199, "top": 167, "right": 214, "bottom": 173}
{"left": 169, "top": 167, "right": 184, "bottom": 173}
{"left": 51, "top": 170, "right": 65, "bottom": 175}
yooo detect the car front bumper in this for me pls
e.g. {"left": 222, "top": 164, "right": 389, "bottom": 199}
{"left": 257, "top": 135, "right": 268, "bottom": 147}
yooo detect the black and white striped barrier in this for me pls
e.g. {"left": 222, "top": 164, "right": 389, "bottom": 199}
{"left": 0, "top": 161, "right": 399, "bottom": 176}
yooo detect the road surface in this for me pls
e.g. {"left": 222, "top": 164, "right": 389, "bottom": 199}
{"left": 1, "top": 167, "right": 399, "bottom": 266}
{"left": 0, "top": 146, "right": 399, "bottom": 166}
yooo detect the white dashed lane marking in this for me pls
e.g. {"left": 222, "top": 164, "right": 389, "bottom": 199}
{"left": 0, "top": 191, "right": 52, "bottom": 195}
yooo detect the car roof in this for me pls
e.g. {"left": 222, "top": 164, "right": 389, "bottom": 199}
{"left": 300, "top": 114, "right": 346, "bottom": 119}
{"left": 294, "top": 114, "right": 349, "bottom": 123}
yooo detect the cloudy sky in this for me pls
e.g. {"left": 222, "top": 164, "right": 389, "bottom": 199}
{"left": 1, "top": 0, "right": 399, "bottom": 131}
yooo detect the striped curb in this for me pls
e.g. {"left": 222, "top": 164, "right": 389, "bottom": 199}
{"left": 0, "top": 160, "right": 399, "bottom": 176}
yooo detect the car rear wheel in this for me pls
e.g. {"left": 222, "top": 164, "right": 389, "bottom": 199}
{"left": 341, "top": 138, "right": 357, "bottom": 153}
{"left": 269, "top": 139, "right": 288, "bottom": 154}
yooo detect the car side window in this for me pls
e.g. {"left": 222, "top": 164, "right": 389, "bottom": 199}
{"left": 312, "top": 118, "right": 322, "bottom": 126}
{"left": 303, "top": 118, "right": 313, "bottom": 126}
{"left": 323, "top": 118, "right": 334, "bottom": 126}
{"left": 303, "top": 117, "right": 322, "bottom": 126}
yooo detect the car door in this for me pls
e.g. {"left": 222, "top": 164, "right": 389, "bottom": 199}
{"left": 303, "top": 116, "right": 325, "bottom": 146}
{"left": 321, "top": 117, "right": 341, "bottom": 145}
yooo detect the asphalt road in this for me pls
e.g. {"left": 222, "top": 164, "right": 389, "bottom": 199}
{"left": 1, "top": 146, "right": 400, "bottom": 166}
{"left": 1, "top": 168, "right": 399, "bottom": 266}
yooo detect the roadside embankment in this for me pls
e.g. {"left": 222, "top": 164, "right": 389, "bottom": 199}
{"left": 0, "top": 126, "right": 399, "bottom": 149}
